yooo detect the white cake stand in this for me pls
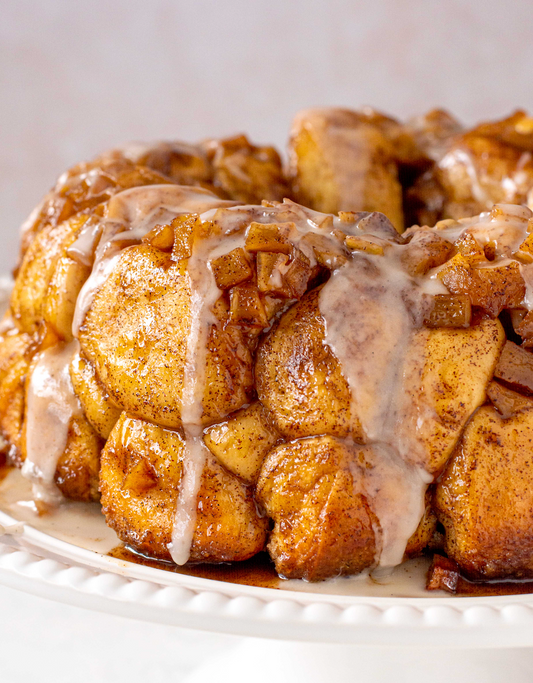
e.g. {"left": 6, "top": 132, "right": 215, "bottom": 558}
{"left": 0, "top": 470, "right": 532, "bottom": 682}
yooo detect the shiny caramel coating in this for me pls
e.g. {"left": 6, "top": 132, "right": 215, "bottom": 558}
{"left": 125, "top": 141, "right": 214, "bottom": 187}
{"left": 435, "top": 406, "right": 533, "bottom": 580}
{"left": 11, "top": 214, "right": 91, "bottom": 336}
{"left": 438, "top": 253, "right": 526, "bottom": 317}
{"left": 69, "top": 351, "right": 121, "bottom": 439}
{"left": 486, "top": 380, "right": 533, "bottom": 419}
{"left": 19, "top": 352, "right": 102, "bottom": 501}
{"left": 256, "top": 435, "right": 378, "bottom": 581}
{"left": 19, "top": 154, "right": 172, "bottom": 260}
{"left": 256, "top": 286, "right": 359, "bottom": 441}
{"left": 100, "top": 413, "right": 268, "bottom": 562}
{"left": 79, "top": 243, "right": 254, "bottom": 429}
{"left": 203, "top": 402, "right": 281, "bottom": 484}
{"left": 404, "top": 489, "right": 439, "bottom": 559}
{"left": 396, "top": 318, "right": 504, "bottom": 475}
{"left": 53, "top": 414, "right": 102, "bottom": 502}
{"left": 405, "top": 110, "right": 533, "bottom": 226}
{"left": 438, "top": 133, "right": 533, "bottom": 219}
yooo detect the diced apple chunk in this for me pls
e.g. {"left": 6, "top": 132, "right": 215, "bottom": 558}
{"left": 230, "top": 283, "right": 268, "bottom": 328}
{"left": 204, "top": 402, "right": 280, "bottom": 483}
{"left": 171, "top": 215, "right": 197, "bottom": 261}
{"left": 284, "top": 250, "right": 312, "bottom": 298}
{"left": 256, "top": 252, "right": 290, "bottom": 297}
{"left": 493, "top": 340, "right": 533, "bottom": 395}
{"left": 486, "top": 380, "right": 533, "bottom": 419}
{"left": 400, "top": 230, "right": 453, "bottom": 276}
{"left": 424, "top": 294, "right": 471, "bottom": 328}
{"left": 344, "top": 235, "right": 384, "bottom": 255}
{"left": 245, "top": 222, "right": 293, "bottom": 254}
{"left": 211, "top": 247, "right": 253, "bottom": 289}
{"left": 142, "top": 223, "right": 175, "bottom": 252}
{"left": 299, "top": 233, "right": 347, "bottom": 269}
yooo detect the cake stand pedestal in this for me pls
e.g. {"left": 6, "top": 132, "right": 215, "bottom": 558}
{"left": 183, "top": 639, "right": 533, "bottom": 683}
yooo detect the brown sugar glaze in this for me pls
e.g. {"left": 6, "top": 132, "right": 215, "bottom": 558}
{"left": 108, "top": 544, "right": 280, "bottom": 589}
{"left": 108, "top": 543, "right": 533, "bottom": 596}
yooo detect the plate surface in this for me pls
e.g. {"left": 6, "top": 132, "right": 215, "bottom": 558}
{"left": 1, "top": 469, "right": 533, "bottom": 647}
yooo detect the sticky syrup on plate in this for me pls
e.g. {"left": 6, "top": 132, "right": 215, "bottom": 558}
{"left": 108, "top": 545, "right": 281, "bottom": 588}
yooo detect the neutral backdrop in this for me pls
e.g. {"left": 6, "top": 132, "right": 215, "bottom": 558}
{"left": 2, "top": 0, "right": 533, "bottom": 680}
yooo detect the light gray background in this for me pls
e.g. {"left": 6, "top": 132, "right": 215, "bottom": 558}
{"left": 1, "top": 0, "right": 533, "bottom": 680}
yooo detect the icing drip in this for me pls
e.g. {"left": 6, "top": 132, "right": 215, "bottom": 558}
{"left": 71, "top": 185, "right": 236, "bottom": 337}
{"left": 22, "top": 341, "right": 82, "bottom": 504}
{"left": 168, "top": 228, "right": 248, "bottom": 565}
{"left": 168, "top": 247, "right": 219, "bottom": 565}
{"left": 318, "top": 250, "right": 438, "bottom": 567}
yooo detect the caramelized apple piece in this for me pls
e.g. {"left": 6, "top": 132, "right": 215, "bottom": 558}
{"left": 493, "top": 340, "right": 533, "bottom": 395}
{"left": 211, "top": 247, "right": 253, "bottom": 290}
{"left": 424, "top": 294, "right": 471, "bottom": 328}
{"left": 204, "top": 402, "right": 280, "bottom": 484}
{"left": 299, "top": 233, "right": 348, "bottom": 269}
{"left": 170, "top": 215, "right": 197, "bottom": 261}
{"left": 245, "top": 222, "right": 293, "bottom": 254}
{"left": 284, "top": 249, "right": 312, "bottom": 298}
{"left": 487, "top": 380, "right": 533, "bottom": 419}
{"left": 514, "top": 231, "right": 533, "bottom": 264}
{"left": 454, "top": 232, "right": 486, "bottom": 260}
{"left": 400, "top": 230, "right": 453, "bottom": 276}
{"left": 204, "top": 134, "right": 289, "bottom": 204}
{"left": 230, "top": 283, "right": 268, "bottom": 328}
{"left": 142, "top": 223, "right": 175, "bottom": 252}
{"left": 438, "top": 254, "right": 525, "bottom": 317}
{"left": 344, "top": 236, "right": 384, "bottom": 255}
{"left": 262, "top": 295, "right": 287, "bottom": 320}
{"left": 356, "top": 212, "right": 403, "bottom": 242}
{"left": 426, "top": 555, "right": 461, "bottom": 593}
{"left": 122, "top": 456, "right": 159, "bottom": 496}
{"left": 256, "top": 252, "right": 290, "bottom": 297}
{"left": 516, "top": 310, "right": 533, "bottom": 346}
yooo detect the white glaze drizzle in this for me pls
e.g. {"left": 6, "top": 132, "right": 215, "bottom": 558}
{"left": 71, "top": 185, "right": 236, "bottom": 337}
{"left": 21, "top": 341, "right": 82, "bottom": 504}
{"left": 167, "top": 245, "right": 219, "bottom": 565}
{"left": 22, "top": 185, "right": 235, "bottom": 514}
{"left": 318, "top": 248, "right": 438, "bottom": 567}
{"left": 430, "top": 203, "right": 532, "bottom": 255}
{"left": 168, "top": 227, "right": 248, "bottom": 564}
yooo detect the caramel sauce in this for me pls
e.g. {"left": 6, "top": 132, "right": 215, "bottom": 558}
{"left": 455, "top": 577, "right": 533, "bottom": 597}
{"left": 108, "top": 544, "right": 533, "bottom": 595}
{"left": 108, "top": 545, "right": 280, "bottom": 589}
{"left": 0, "top": 463, "right": 12, "bottom": 484}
